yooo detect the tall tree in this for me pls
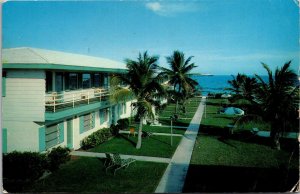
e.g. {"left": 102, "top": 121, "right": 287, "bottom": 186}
{"left": 159, "top": 50, "right": 198, "bottom": 113}
{"left": 227, "top": 73, "right": 258, "bottom": 103}
{"left": 110, "top": 51, "right": 165, "bottom": 149}
{"left": 254, "top": 61, "right": 299, "bottom": 149}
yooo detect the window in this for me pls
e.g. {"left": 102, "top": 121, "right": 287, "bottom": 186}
{"left": 82, "top": 74, "right": 91, "bottom": 89}
{"left": 80, "top": 113, "right": 95, "bottom": 133}
{"left": 45, "top": 123, "right": 64, "bottom": 149}
{"left": 93, "top": 73, "right": 100, "bottom": 87}
{"left": 55, "top": 72, "right": 63, "bottom": 92}
{"left": 2, "top": 71, "right": 6, "bottom": 97}
{"left": 46, "top": 71, "right": 52, "bottom": 93}
{"left": 69, "top": 73, "right": 79, "bottom": 90}
{"left": 103, "top": 74, "right": 109, "bottom": 88}
{"left": 100, "top": 108, "right": 109, "bottom": 125}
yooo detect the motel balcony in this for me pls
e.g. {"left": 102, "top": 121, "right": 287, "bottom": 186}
{"left": 45, "top": 87, "right": 110, "bottom": 113}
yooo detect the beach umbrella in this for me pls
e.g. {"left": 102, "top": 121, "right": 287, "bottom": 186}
{"left": 221, "top": 107, "right": 244, "bottom": 115}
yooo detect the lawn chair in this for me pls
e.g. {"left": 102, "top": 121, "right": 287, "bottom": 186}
{"left": 128, "top": 127, "right": 135, "bottom": 137}
{"left": 104, "top": 153, "right": 113, "bottom": 168}
{"left": 142, "top": 131, "right": 153, "bottom": 138}
{"left": 106, "top": 153, "right": 136, "bottom": 175}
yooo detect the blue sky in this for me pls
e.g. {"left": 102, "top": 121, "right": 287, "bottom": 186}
{"left": 3, "top": 0, "right": 299, "bottom": 75}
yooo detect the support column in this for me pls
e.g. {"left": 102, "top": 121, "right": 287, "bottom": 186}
{"left": 52, "top": 71, "right": 55, "bottom": 92}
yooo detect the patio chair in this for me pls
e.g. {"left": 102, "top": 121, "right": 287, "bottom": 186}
{"left": 128, "top": 127, "right": 135, "bottom": 137}
{"left": 106, "top": 153, "right": 136, "bottom": 175}
{"left": 142, "top": 130, "right": 153, "bottom": 138}
{"left": 104, "top": 153, "right": 113, "bottom": 168}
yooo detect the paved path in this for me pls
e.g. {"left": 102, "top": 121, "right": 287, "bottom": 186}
{"left": 155, "top": 96, "right": 206, "bottom": 193}
{"left": 71, "top": 150, "right": 171, "bottom": 163}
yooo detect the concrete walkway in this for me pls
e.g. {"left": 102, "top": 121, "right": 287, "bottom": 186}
{"left": 155, "top": 96, "right": 206, "bottom": 193}
{"left": 71, "top": 150, "right": 171, "bottom": 163}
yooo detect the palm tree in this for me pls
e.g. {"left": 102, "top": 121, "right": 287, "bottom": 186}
{"left": 254, "top": 61, "right": 299, "bottom": 149}
{"left": 227, "top": 73, "right": 246, "bottom": 94}
{"left": 159, "top": 50, "right": 198, "bottom": 113}
{"left": 227, "top": 73, "right": 258, "bottom": 103}
{"left": 110, "top": 51, "right": 165, "bottom": 149}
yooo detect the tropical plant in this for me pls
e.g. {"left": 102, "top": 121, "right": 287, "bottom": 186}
{"left": 159, "top": 50, "right": 198, "bottom": 113}
{"left": 254, "top": 61, "right": 299, "bottom": 149}
{"left": 110, "top": 51, "right": 165, "bottom": 149}
{"left": 227, "top": 73, "right": 258, "bottom": 103}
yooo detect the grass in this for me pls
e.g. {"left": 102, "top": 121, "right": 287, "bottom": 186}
{"left": 89, "top": 134, "right": 182, "bottom": 158}
{"left": 142, "top": 125, "right": 187, "bottom": 135}
{"left": 25, "top": 157, "right": 168, "bottom": 193}
{"left": 158, "top": 117, "right": 192, "bottom": 127}
{"left": 183, "top": 98, "right": 299, "bottom": 192}
{"left": 190, "top": 134, "right": 299, "bottom": 168}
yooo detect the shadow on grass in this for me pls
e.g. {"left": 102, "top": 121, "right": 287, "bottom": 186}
{"left": 118, "top": 134, "right": 136, "bottom": 147}
{"left": 148, "top": 136, "right": 172, "bottom": 146}
{"left": 200, "top": 124, "right": 231, "bottom": 137}
{"left": 183, "top": 164, "right": 299, "bottom": 192}
{"left": 159, "top": 118, "right": 190, "bottom": 127}
{"left": 199, "top": 124, "right": 299, "bottom": 152}
{"left": 217, "top": 136, "right": 237, "bottom": 148}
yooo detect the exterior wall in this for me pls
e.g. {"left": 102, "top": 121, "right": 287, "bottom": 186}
{"left": 72, "top": 109, "right": 111, "bottom": 150}
{"left": 2, "top": 69, "right": 45, "bottom": 152}
{"left": 3, "top": 69, "right": 45, "bottom": 122}
{"left": 120, "top": 100, "right": 135, "bottom": 119}
{"left": 2, "top": 121, "right": 41, "bottom": 152}
{"left": 71, "top": 100, "right": 135, "bottom": 150}
{"left": 2, "top": 68, "right": 135, "bottom": 152}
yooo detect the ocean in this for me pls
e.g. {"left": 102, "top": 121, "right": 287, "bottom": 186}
{"left": 192, "top": 75, "right": 233, "bottom": 95}
{"left": 192, "top": 75, "right": 268, "bottom": 96}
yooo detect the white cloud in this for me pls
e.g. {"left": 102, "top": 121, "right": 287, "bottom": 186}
{"left": 146, "top": 2, "right": 162, "bottom": 12}
{"left": 145, "top": 2, "right": 199, "bottom": 16}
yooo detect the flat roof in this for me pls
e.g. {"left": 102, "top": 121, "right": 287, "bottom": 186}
{"left": 2, "top": 47, "right": 127, "bottom": 73}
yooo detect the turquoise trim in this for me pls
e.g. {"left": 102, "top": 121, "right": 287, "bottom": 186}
{"left": 3, "top": 63, "right": 127, "bottom": 73}
{"left": 45, "top": 100, "right": 112, "bottom": 121}
{"left": 79, "top": 116, "right": 84, "bottom": 134}
{"left": 2, "top": 77, "right": 6, "bottom": 97}
{"left": 39, "top": 127, "right": 46, "bottom": 152}
{"left": 2, "top": 128, "right": 7, "bottom": 153}
{"left": 59, "top": 122, "right": 64, "bottom": 143}
{"left": 100, "top": 109, "right": 104, "bottom": 125}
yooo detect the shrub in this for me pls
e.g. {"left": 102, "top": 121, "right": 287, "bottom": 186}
{"left": 3, "top": 151, "right": 47, "bottom": 192}
{"left": 214, "top": 93, "right": 223, "bottom": 99}
{"left": 46, "top": 146, "right": 71, "bottom": 172}
{"left": 110, "top": 124, "right": 120, "bottom": 136}
{"left": 117, "top": 118, "right": 129, "bottom": 130}
{"left": 81, "top": 128, "right": 112, "bottom": 150}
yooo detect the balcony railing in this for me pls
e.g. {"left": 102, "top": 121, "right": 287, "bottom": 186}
{"left": 45, "top": 88, "right": 110, "bottom": 112}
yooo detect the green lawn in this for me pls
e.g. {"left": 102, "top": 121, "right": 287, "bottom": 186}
{"left": 183, "top": 98, "right": 299, "bottom": 192}
{"left": 158, "top": 117, "right": 192, "bottom": 127}
{"left": 25, "top": 157, "right": 168, "bottom": 193}
{"left": 89, "top": 134, "right": 182, "bottom": 158}
{"left": 142, "top": 125, "right": 187, "bottom": 135}
{"left": 190, "top": 134, "right": 298, "bottom": 168}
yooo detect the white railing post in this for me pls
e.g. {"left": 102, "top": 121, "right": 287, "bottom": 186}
{"left": 73, "top": 94, "right": 75, "bottom": 108}
{"left": 53, "top": 95, "right": 56, "bottom": 113}
{"left": 100, "top": 89, "right": 102, "bottom": 102}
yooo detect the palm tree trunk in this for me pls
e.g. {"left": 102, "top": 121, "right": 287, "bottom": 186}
{"left": 136, "top": 116, "right": 143, "bottom": 149}
{"left": 270, "top": 122, "right": 281, "bottom": 150}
